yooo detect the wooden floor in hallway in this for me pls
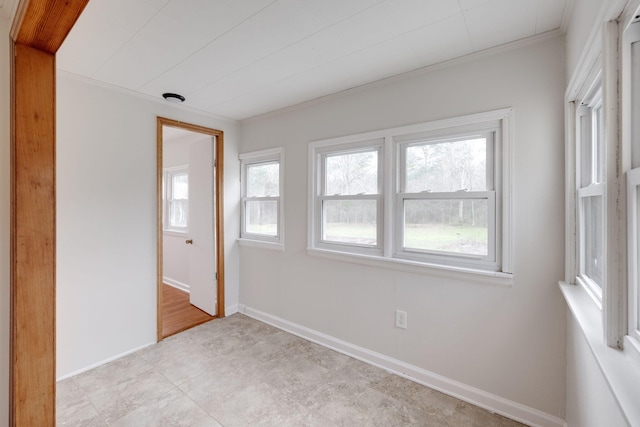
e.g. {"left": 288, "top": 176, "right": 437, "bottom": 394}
{"left": 162, "top": 284, "right": 214, "bottom": 338}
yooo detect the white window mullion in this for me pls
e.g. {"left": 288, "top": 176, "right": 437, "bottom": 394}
{"left": 383, "top": 136, "right": 394, "bottom": 258}
{"left": 308, "top": 109, "right": 511, "bottom": 275}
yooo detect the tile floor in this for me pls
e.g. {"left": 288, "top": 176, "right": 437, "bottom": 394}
{"left": 57, "top": 314, "right": 524, "bottom": 426}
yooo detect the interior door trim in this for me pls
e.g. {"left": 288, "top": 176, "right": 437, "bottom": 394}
{"left": 156, "top": 117, "right": 225, "bottom": 342}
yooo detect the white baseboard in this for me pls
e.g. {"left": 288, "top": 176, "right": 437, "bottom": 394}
{"left": 163, "top": 277, "right": 189, "bottom": 293}
{"left": 56, "top": 341, "right": 155, "bottom": 382}
{"left": 239, "top": 305, "right": 565, "bottom": 427}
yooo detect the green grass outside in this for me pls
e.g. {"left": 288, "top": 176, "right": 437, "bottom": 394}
{"left": 325, "top": 223, "right": 487, "bottom": 255}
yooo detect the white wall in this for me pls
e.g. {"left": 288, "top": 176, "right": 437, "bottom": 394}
{"left": 239, "top": 36, "right": 566, "bottom": 419}
{"left": 0, "top": 13, "right": 10, "bottom": 427}
{"left": 565, "top": 312, "right": 626, "bottom": 426}
{"left": 56, "top": 74, "right": 240, "bottom": 378}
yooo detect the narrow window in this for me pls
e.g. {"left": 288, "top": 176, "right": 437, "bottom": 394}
{"left": 240, "top": 148, "right": 284, "bottom": 244}
{"left": 577, "top": 85, "right": 605, "bottom": 302}
{"left": 626, "top": 20, "right": 640, "bottom": 342}
{"left": 164, "top": 167, "right": 189, "bottom": 233}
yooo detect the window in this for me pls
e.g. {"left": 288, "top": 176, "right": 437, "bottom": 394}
{"left": 309, "top": 110, "right": 512, "bottom": 276}
{"left": 626, "top": 19, "right": 640, "bottom": 346}
{"left": 576, "top": 83, "right": 605, "bottom": 303}
{"left": 315, "top": 141, "right": 383, "bottom": 254}
{"left": 239, "top": 148, "right": 284, "bottom": 245}
{"left": 396, "top": 132, "right": 497, "bottom": 269}
{"left": 164, "top": 167, "right": 189, "bottom": 233}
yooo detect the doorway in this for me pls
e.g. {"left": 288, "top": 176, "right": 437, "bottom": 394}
{"left": 157, "top": 117, "right": 225, "bottom": 341}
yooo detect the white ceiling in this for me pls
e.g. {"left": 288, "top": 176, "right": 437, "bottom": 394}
{"left": 57, "top": 0, "right": 569, "bottom": 121}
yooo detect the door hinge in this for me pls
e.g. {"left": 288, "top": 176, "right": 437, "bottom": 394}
{"left": 215, "top": 272, "right": 218, "bottom": 280}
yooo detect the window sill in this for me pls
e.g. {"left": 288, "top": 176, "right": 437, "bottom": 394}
{"left": 238, "top": 238, "right": 284, "bottom": 251}
{"left": 559, "top": 281, "right": 640, "bottom": 426}
{"left": 307, "top": 247, "right": 513, "bottom": 286}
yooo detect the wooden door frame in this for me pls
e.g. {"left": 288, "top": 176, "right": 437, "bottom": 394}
{"left": 10, "top": 1, "right": 90, "bottom": 425}
{"left": 157, "top": 117, "right": 225, "bottom": 342}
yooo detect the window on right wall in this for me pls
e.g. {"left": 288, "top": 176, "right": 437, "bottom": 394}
{"left": 576, "top": 82, "right": 605, "bottom": 305}
{"left": 626, "top": 19, "right": 640, "bottom": 350}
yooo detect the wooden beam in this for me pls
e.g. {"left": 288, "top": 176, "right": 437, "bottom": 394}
{"left": 11, "top": 0, "right": 89, "bottom": 53}
{"left": 10, "top": 1, "right": 90, "bottom": 425}
{"left": 10, "top": 43, "right": 56, "bottom": 427}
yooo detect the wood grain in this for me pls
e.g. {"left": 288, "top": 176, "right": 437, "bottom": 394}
{"left": 10, "top": 1, "right": 90, "bottom": 424}
{"left": 11, "top": 0, "right": 89, "bottom": 53}
{"left": 162, "top": 285, "right": 214, "bottom": 338}
{"left": 10, "top": 43, "right": 56, "bottom": 427}
{"left": 156, "top": 117, "right": 225, "bottom": 342}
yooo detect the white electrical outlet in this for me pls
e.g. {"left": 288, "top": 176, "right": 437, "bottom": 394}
{"left": 395, "top": 310, "right": 407, "bottom": 329}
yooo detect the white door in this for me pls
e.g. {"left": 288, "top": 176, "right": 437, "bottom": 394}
{"left": 187, "top": 136, "right": 217, "bottom": 315}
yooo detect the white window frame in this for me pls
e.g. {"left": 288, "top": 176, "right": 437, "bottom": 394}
{"left": 239, "top": 147, "right": 284, "bottom": 248}
{"left": 308, "top": 109, "right": 513, "bottom": 283}
{"left": 575, "top": 83, "right": 606, "bottom": 306}
{"left": 163, "top": 166, "right": 189, "bottom": 234}
{"left": 560, "top": 6, "right": 640, "bottom": 425}
{"left": 313, "top": 139, "right": 384, "bottom": 256}
{"left": 625, "top": 18, "right": 640, "bottom": 350}
{"left": 394, "top": 129, "right": 500, "bottom": 270}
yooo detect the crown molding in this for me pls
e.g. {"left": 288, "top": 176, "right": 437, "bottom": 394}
{"left": 57, "top": 70, "right": 239, "bottom": 125}
{"left": 243, "top": 29, "right": 562, "bottom": 123}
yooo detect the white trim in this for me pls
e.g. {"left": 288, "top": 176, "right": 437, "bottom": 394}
{"left": 239, "top": 147, "right": 284, "bottom": 245}
{"left": 565, "top": 0, "right": 630, "bottom": 101}
{"left": 307, "top": 247, "right": 513, "bottom": 287}
{"left": 565, "top": 101, "right": 577, "bottom": 283}
{"left": 56, "top": 342, "right": 155, "bottom": 382}
{"left": 243, "top": 31, "right": 561, "bottom": 123}
{"left": 238, "top": 305, "right": 564, "bottom": 427}
{"left": 603, "top": 19, "right": 625, "bottom": 348}
{"left": 560, "top": 281, "right": 640, "bottom": 427}
{"left": 628, "top": 169, "right": 640, "bottom": 341}
{"left": 308, "top": 109, "right": 512, "bottom": 275}
{"left": 163, "top": 278, "right": 189, "bottom": 293}
{"left": 57, "top": 70, "right": 239, "bottom": 124}
{"left": 237, "top": 238, "right": 284, "bottom": 251}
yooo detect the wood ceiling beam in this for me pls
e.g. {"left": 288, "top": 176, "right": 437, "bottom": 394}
{"left": 10, "top": 0, "right": 89, "bottom": 425}
{"left": 11, "top": 0, "right": 88, "bottom": 53}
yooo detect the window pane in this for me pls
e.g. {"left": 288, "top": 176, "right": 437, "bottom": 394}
{"left": 403, "top": 199, "right": 488, "bottom": 256}
{"left": 580, "top": 114, "right": 593, "bottom": 187}
{"left": 172, "top": 173, "right": 188, "bottom": 199}
{"left": 593, "top": 105, "right": 604, "bottom": 183}
{"left": 637, "top": 185, "right": 640, "bottom": 330}
{"left": 245, "top": 200, "right": 278, "bottom": 235}
{"left": 247, "top": 162, "right": 279, "bottom": 197}
{"left": 323, "top": 199, "right": 377, "bottom": 245}
{"left": 405, "top": 138, "right": 487, "bottom": 193}
{"left": 325, "top": 150, "right": 378, "bottom": 195}
{"left": 169, "top": 200, "right": 188, "bottom": 228}
{"left": 632, "top": 40, "right": 640, "bottom": 168}
{"left": 583, "top": 195, "right": 604, "bottom": 288}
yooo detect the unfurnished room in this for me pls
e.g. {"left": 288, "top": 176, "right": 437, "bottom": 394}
{"left": 1, "top": 0, "right": 640, "bottom": 426}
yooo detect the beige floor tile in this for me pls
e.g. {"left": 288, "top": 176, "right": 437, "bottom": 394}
{"left": 57, "top": 313, "right": 525, "bottom": 427}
